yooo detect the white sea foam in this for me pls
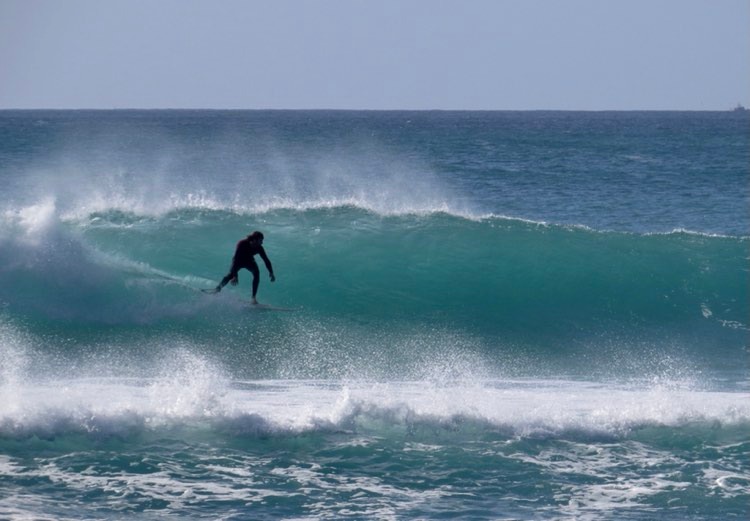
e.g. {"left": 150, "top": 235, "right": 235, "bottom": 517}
{"left": 1, "top": 374, "right": 748, "bottom": 441}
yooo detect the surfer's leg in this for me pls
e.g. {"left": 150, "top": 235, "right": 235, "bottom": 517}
{"left": 216, "top": 265, "right": 240, "bottom": 291}
{"left": 249, "top": 262, "right": 260, "bottom": 300}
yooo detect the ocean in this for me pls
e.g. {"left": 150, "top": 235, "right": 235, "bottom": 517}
{"left": 0, "top": 110, "right": 748, "bottom": 520}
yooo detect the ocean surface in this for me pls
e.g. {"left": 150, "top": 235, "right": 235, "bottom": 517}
{"left": 0, "top": 110, "right": 748, "bottom": 520}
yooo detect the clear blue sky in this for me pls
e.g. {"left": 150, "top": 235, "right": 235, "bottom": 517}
{"left": 1, "top": 0, "right": 748, "bottom": 110}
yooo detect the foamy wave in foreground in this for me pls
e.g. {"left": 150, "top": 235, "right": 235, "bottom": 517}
{"left": 2, "top": 375, "right": 748, "bottom": 441}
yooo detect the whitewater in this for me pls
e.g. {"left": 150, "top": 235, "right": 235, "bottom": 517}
{"left": 1, "top": 110, "right": 748, "bottom": 520}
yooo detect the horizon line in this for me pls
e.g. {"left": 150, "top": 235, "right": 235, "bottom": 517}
{"left": 1, "top": 106, "right": 747, "bottom": 112}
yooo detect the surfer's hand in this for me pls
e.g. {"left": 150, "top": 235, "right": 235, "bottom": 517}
{"left": 270, "top": 274, "right": 276, "bottom": 282}
{"left": 230, "top": 276, "right": 238, "bottom": 286}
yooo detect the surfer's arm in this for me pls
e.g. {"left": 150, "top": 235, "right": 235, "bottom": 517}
{"left": 258, "top": 247, "right": 275, "bottom": 281}
{"left": 229, "top": 254, "right": 239, "bottom": 284}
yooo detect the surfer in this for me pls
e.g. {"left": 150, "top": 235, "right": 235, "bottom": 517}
{"left": 209, "top": 231, "right": 275, "bottom": 304}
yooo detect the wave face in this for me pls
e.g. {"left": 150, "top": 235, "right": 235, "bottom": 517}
{"left": 1, "top": 203, "right": 747, "bottom": 381}
{"left": 1, "top": 110, "right": 748, "bottom": 520}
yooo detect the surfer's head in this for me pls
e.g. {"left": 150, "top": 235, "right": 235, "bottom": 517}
{"left": 248, "top": 231, "right": 264, "bottom": 243}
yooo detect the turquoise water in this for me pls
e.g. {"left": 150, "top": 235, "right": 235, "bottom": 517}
{"left": 1, "top": 110, "right": 748, "bottom": 519}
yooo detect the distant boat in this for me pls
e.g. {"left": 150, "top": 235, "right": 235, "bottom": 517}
{"left": 732, "top": 103, "right": 748, "bottom": 112}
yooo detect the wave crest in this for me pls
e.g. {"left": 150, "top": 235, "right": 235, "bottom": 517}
{"left": 2, "top": 378, "right": 748, "bottom": 442}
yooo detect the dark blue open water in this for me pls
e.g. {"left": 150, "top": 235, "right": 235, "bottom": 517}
{"left": 1, "top": 110, "right": 748, "bottom": 519}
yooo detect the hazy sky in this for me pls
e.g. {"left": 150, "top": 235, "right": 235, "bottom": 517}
{"left": 1, "top": 0, "right": 748, "bottom": 110}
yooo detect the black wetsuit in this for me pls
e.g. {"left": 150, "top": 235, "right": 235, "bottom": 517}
{"left": 218, "top": 238, "right": 274, "bottom": 297}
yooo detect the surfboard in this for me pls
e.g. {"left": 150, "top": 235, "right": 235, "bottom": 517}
{"left": 198, "top": 286, "right": 294, "bottom": 311}
{"left": 247, "top": 303, "right": 297, "bottom": 312}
